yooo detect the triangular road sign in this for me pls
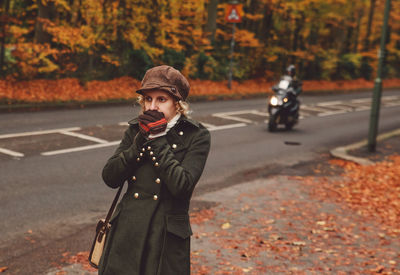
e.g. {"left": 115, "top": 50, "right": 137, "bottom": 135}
{"left": 225, "top": 4, "right": 243, "bottom": 23}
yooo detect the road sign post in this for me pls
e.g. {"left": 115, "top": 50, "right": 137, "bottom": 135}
{"left": 225, "top": 1, "right": 243, "bottom": 90}
{"left": 367, "top": 0, "right": 391, "bottom": 152}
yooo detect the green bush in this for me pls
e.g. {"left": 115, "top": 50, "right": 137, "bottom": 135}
{"left": 161, "top": 49, "right": 186, "bottom": 71}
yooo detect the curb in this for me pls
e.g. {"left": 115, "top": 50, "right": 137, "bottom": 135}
{"left": 330, "top": 128, "right": 400, "bottom": 165}
{"left": 3, "top": 87, "right": 397, "bottom": 113}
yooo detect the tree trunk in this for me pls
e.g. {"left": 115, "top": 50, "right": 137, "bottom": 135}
{"left": 70, "top": 0, "right": 81, "bottom": 26}
{"left": 0, "top": 0, "right": 11, "bottom": 75}
{"left": 361, "top": 0, "right": 376, "bottom": 80}
{"left": 205, "top": 0, "right": 218, "bottom": 43}
{"left": 258, "top": 2, "right": 273, "bottom": 43}
{"left": 291, "top": 13, "right": 304, "bottom": 64}
{"left": 363, "top": 0, "right": 376, "bottom": 51}
{"left": 353, "top": 8, "right": 363, "bottom": 53}
{"left": 34, "top": 0, "right": 54, "bottom": 43}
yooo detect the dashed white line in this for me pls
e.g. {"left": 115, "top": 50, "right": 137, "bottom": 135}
{"left": 250, "top": 110, "right": 269, "bottom": 116}
{"left": 59, "top": 130, "right": 109, "bottom": 144}
{"left": 382, "top": 95, "right": 399, "bottom": 101}
{"left": 384, "top": 101, "right": 400, "bottom": 107}
{"left": 205, "top": 123, "right": 247, "bottom": 131}
{"left": 212, "top": 114, "right": 253, "bottom": 124}
{"left": 351, "top": 98, "right": 371, "bottom": 104}
{"left": 300, "top": 105, "right": 327, "bottom": 113}
{"left": 1, "top": 96, "right": 397, "bottom": 158}
{"left": 0, "top": 148, "right": 24, "bottom": 157}
{"left": 41, "top": 141, "right": 120, "bottom": 156}
{"left": 318, "top": 110, "right": 349, "bottom": 117}
{"left": 317, "top": 100, "right": 344, "bottom": 106}
{"left": 0, "top": 127, "right": 81, "bottom": 139}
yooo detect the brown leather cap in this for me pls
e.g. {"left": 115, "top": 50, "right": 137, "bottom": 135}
{"left": 136, "top": 65, "right": 190, "bottom": 101}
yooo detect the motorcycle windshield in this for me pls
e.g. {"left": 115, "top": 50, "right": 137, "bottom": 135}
{"left": 278, "top": 80, "right": 290, "bottom": 89}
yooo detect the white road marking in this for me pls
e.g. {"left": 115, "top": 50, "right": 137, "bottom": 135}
{"left": 200, "top": 122, "right": 218, "bottom": 129}
{"left": 251, "top": 110, "right": 269, "bottom": 116}
{"left": 351, "top": 98, "right": 371, "bottom": 103}
{"left": 318, "top": 110, "right": 349, "bottom": 117}
{"left": 0, "top": 148, "right": 24, "bottom": 157}
{"left": 41, "top": 141, "right": 120, "bottom": 156}
{"left": 59, "top": 130, "right": 109, "bottom": 144}
{"left": 214, "top": 109, "right": 259, "bottom": 116}
{"left": 317, "top": 100, "right": 344, "bottom": 106}
{"left": 207, "top": 123, "right": 247, "bottom": 131}
{"left": 384, "top": 101, "right": 400, "bottom": 107}
{"left": 354, "top": 106, "right": 371, "bottom": 111}
{"left": 382, "top": 95, "right": 399, "bottom": 101}
{"left": 1, "top": 96, "right": 397, "bottom": 158}
{"left": 300, "top": 105, "right": 327, "bottom": 113}
{"left": 317, "top": 102, "right": 353, "bottom": 110}
{"left": 212, "top": 110, "right": 255, "bottom": 124}
{"left": 0, "top": 127, "right": 81, "bottom": 139}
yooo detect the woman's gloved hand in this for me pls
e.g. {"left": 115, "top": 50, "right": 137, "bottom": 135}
{"left": 138, "top": 110, "right": 168, "bottom": 136}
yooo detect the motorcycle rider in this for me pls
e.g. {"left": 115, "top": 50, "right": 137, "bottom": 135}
{"left": 268, "top": 64, "right": 301, "bottom": 131}
{"left": 285, "top": 64, "right": 302, "bottom": 95}
{"left": 273, "top": 64, "right": 302, "bottom": 95}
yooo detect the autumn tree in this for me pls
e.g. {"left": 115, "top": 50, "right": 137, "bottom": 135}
{"left": 1, "top": 0, "right": 399, "bottom": 81}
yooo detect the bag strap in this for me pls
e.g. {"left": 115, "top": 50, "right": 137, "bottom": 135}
{"left": 104, "top": 183, "right": 124, "bottom": 224}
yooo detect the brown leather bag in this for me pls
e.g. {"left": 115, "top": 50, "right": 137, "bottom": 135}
{"left": 88, "top": 184, "right": 123, "bottom": 268}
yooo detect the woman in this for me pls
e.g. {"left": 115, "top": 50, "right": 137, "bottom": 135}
{"left": 99, "top": 65, "right": 211, "bottom": 275}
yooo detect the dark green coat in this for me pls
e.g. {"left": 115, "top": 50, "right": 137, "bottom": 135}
{"left": 99, "top": 116, "right": 210, "bottom": 275}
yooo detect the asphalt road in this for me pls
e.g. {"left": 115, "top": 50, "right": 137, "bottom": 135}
{"left": 0, "top": 90, "right": 399, "bottom": 274}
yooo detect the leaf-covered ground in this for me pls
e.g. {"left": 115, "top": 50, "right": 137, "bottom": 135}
{"left": 1, "top": 78, "right": 400, "bottom": 104}
{"left": 43, "top": 154, "right": 400, "bottom": 274}
{"left": 189, "top": 155, "right": 400, "bottom": 274}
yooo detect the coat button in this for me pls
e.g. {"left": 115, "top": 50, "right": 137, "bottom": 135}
{"left": 153, "top": 195, "right": 158, "bottom": 200}
{"left": 152, "top": 157, "right": 156, "bottom": 161}
{"left": 136, "top": 157, "right": 140, "bottom": 162}
{"left": 147, "top": 146, "right": 152, "bottom": 150}
{"left": 155, "top": 178, "right": 161, "bottom": 184}
{"left": 179, "top": 131, "right": 183, "bottom": 136}
{"left": 134, "top": 193, "right": 139, "bottom": 198}
{"left": 172, "top": 144, "right": 177, "bottom": 149}
{"left": 154, "top": 162, "right": 159, "bottom": 167}
{"left": 149, "top": 151, "right": 154, "bottom": 156}
{"left": 132, "top": 176, "right": 136, "bottom": 181}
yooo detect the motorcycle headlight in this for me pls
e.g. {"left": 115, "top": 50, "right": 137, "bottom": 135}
{"left": 270, "top": 96, "right": 279, "bottom": 106}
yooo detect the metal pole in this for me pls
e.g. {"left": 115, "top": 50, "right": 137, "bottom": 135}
{"left": 367, "top": 0, "right": 391, "bottom": 152}
{"left": 228, "top": 22, "right": 236, "bottom": 90}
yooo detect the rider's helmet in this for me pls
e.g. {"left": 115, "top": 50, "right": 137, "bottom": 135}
{"left": 286, "top": 65, "right": 296, "bottom": 77}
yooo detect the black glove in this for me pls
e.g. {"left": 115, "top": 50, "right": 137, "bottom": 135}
{"left": 138, "top": 110, "right": 168, "bottom": 136}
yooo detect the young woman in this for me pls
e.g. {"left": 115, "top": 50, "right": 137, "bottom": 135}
{"left": 99, "top": 65, "right": 211, "bottom": 275}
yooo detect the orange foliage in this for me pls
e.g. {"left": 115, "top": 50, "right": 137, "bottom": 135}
{"left": 0, "top": 77, "right": 140, "bottom": 103}
{"left": 1, "top": 77, "right": 400, "bottom": 104}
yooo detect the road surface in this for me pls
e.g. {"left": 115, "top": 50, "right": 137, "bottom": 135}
{"left": 0, "top": 90, "right": 399, "bottom": 274}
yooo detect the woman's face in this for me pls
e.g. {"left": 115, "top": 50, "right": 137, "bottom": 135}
{"left": 143, "top": 89, "right": 177, "bottom": 122}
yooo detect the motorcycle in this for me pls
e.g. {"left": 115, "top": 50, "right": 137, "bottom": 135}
{"left": 267, "top": 76, "right": 300, "bottom": 132}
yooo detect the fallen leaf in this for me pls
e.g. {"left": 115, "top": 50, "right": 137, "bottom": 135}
{"left": 292, "top": 241, "right": 306, "bottom": 246}
{"left": 221, "top": 222, "right": 231, "bottom": 230}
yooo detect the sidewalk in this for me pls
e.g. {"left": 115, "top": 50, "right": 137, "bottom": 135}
{"left": 46, "top": 130, "right": 400, "bottom": 275}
